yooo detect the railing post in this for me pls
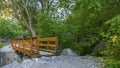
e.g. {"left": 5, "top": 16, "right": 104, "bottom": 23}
{"left": 18, "top": 39, "right": 20, "bottom": 52}
{"left": 22, "top": 38, "right": 25, "bottom": 55}
{"left": 36, "top": 37, "right": 40, "bottom": 56}
{"left": 56, "top": 37, "right": 58, "bottom": 53}
{"left": 30, "top": 38, "right": 33, "bottom": 57}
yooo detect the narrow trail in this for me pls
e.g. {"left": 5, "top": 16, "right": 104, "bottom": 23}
{"left": 0, "top": 45, "right": 102, "bottom": 68}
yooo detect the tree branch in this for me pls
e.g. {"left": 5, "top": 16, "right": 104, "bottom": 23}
{"left": 12, "top": 0, "right": 28, "bottom": 27}
{"left": 47, "top": 0, "right": 54, "bottom": 13}
{"left": 21, "top": 0, "right": 32, "bottom": 27}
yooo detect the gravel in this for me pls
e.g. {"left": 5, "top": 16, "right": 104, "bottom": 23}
{"left": 2, "top": 56, "right": 102, "bottom": 68}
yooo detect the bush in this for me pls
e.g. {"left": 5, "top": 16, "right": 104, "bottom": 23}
{"left": 0, "top": 18, "right": 26, "bottom": 38}
{"left": 100, "top": 15, "right": 120, "bottom": 59}
{"left": 71, "top": 43, "right": 92, "bottom": 55}
{"left": 0, "top": 42, "right": 3, "bottom": 48}
{"left": 98, "top": 15, "right": 120, "bottom": 67}
{"left": 103, "top": 59, "right": 120, "bottom": 68}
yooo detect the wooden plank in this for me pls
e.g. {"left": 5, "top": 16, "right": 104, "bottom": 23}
{"left": 39, "top": 37, "right": 58, "bottom": 41}
{"left": 40, "top": 44, "right": 56, "bottom": 47}
{"left": 40, "top": 48, "right": 56, "bottom": 53}
{"left": 30, "top": 38, "right": 33, "bottom": 56}
{"left": 55, "top": 37, "right": 58, "bottom": 53}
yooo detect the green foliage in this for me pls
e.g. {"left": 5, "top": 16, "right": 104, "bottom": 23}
{"left": 0, "top": 18, "right": 26, "bottom": 38}
{"left": 100, "top": 15, "right": 120, "bottom": 59}
{"left": 34, "top": 13, "right": 76, "bottom": 49}
{"left": 34, "top": 0, "right": 120, "bottom": 57}
{"left": 102, "top": 59, "right": 120, "bottom": 68}
{"left": 95, "top": 15, "right": 120, "bottom": 67}
{"left": 35, "top": 13, "right": 54, "bottom": 37}
{"left": 70, "top": 0, "right": 120, "bottom": 56}
{"left": 71, "top": 43, "right": 91, "bottom": 55}
{"left": 63, "top": 0, "right": 103, "bottom": 55}
{"left": 0, "top": 42, "right": 3, "bottom": 48}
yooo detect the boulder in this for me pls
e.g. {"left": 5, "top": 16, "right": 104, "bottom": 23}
{"left": 0, "top": 45, "right": 16, "bottom": 66}
{"left": 61, "top": 48, "right": 77, "bottom": 56}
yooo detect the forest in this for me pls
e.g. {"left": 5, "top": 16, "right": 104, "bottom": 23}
{"left": 0, "top": 0, "right": 120, "bottom": 67}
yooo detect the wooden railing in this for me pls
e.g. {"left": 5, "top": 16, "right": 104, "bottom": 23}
{"left": 11, "top": 37, "right": 58, "bottom": 57}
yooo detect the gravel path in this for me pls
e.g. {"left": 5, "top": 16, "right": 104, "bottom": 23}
{"left": 2, "top": 56, "right": 102, "bottom": 68}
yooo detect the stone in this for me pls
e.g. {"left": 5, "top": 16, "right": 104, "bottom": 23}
{"left": 2, "top": 56, "right": 102, "bottom": 68}
{"left": 0, "top": 51, "right": 16, "bottom": 66}
{"left": 0, "top": 45, "right": 16, "bottom": 66}
{"left": 61, "top": 48, "right": 77, "bottom": 56}
{"left": 0, "top": 45, "right": 13, "bottom": 52}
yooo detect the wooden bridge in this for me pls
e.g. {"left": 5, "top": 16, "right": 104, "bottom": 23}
{"left": 11, "top": 37, "right": 58, "bottom": 57}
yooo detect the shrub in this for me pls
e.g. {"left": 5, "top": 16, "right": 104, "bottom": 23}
{"left": 99, "top": 15, "right": 120, "bottom": 67}
{"left": 100, "top": 15, "right": 120, "bottom": 59}
{"left": 103, "top": 59, "right": 120, "bottom": 68}
{"left": 0, "top": 42, "right": 3, "bottom": 48}
{"left": 0, "top": 18, "right": 27, "bottom": 38}
{"left": 71, "top": 43, "right": 92, "bottom": 55}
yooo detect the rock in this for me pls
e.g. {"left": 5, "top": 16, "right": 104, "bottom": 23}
{"left": 2, "top": 56, "right": 102, "bottom": 68}
{"left": 0, "top": 51, "right": 16, "bottom": 66}
{"left": 0, "top": 45, "right": 16, "bottom": 66}
{"left": 51, "top": 56, "right": 56, "bottom": 60}
{"left": 1, "top": 46, "right": 102, "bottom": 68}
{"left": 61, "top": 48, "right": 77, "bottom": 56}
{"left": 0, "top": 45, "right": 13, "bottom": 52}
{"left": 2, "top": 61, "right": 20, "bottom": 68}
{"left": 22, "top": 59, "right": 32, "bottom": 64}
{"left": 41, "top": 56, "right": 51, "bottom": 61}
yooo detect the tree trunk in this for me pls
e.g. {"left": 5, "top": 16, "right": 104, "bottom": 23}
{"left": 21, "top": 0, "right": 36, "bottom": 37}
{"left": 28, "top": 26, "right": 36, "bottom": 37}
{"left": 30, "top": 28, "right": 36, "bottom": 37}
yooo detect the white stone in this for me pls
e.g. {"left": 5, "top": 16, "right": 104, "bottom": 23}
{"left": 61, "top": 48, "right": 77, "bottom": 56}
